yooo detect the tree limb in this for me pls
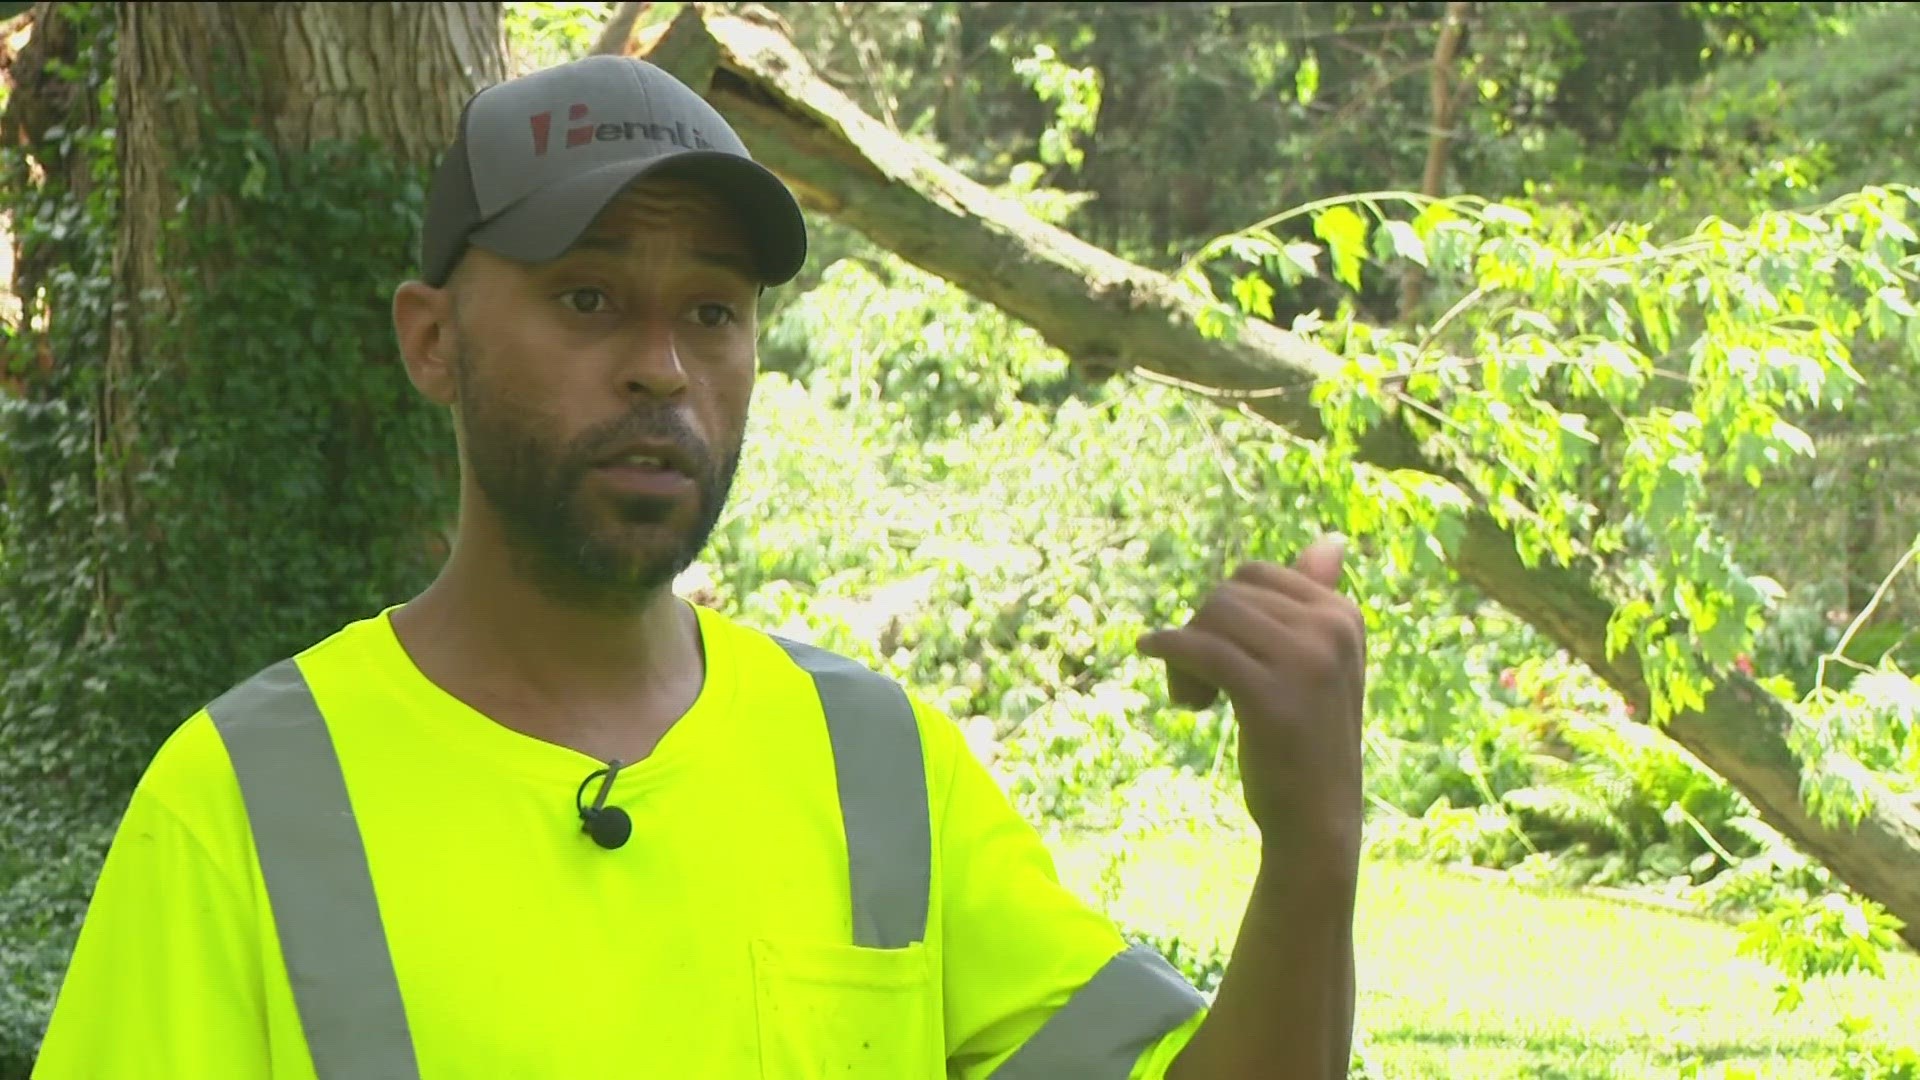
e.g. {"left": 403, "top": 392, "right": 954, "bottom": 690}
{"left": 640, "top": 3, "right": 1920, "bottom": 950}
{"left": 1402, "top": 0, "right": 1473, "bottom": 318}
{"left": 589, "top": 1, "right": 647, "bottom": 57}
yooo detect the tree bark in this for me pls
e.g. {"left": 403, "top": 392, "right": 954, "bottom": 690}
{"left": 102, "top": 1, "right": 502, "bottom": 627}
{"left": 1401, "top": 0, "right": 1472, "bottom": 319}
{"left": 638, "top": 4, "right": 1920, "bottom": 950}
{"left": 112, "top": 1, "right": 500, "bottom": 346}
{"left": 591, "top": 1, "right": 648, "bottom": 57}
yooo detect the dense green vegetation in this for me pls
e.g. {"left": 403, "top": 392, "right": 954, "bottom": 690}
{"left": 2, "top": 3, "right": 1918, "bottom": 1077}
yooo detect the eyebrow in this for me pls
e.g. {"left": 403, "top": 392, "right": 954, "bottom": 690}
{"left": 567, "top": 236, "right": 762, "bottom": 285}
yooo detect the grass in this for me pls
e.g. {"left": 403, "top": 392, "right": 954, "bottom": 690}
{"left": 1052, "top": 830, "right": 1920, "bottom": 1079}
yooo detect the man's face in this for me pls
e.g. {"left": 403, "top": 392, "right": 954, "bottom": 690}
{"left": 445, "top": 178, "right": 760, "bottom": 609}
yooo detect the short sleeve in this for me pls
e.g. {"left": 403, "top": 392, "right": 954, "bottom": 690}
{"left": 918, "top": 699, "right": 1208, "bottom": 1080}
{"left": 32, "top": 719, "right": 272, "bottom": 1080}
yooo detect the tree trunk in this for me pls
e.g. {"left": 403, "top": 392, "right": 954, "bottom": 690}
{"left": 1401, "top": 0, "right": 1472, "bottom": 319}
{"left": 102, "top": 0, "right": 502, "bottom": 625}
{"left": 107, "top": 0, "right": 498, "bottom": 561}
{"left": 2, "top": 3, "right": 506, "bottom": 1064}
{"left": 637, "top": 5, "right": 1920, "bottom": 950}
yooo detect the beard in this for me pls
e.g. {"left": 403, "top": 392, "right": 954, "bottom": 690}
{"left": 454, "top": 349, "right": 741, "bottom": 611}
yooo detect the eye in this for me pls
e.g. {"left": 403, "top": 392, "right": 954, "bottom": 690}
{"left": 560, "top": 287, "right": 611, "bottom": 315}
{"left": 691, "top": 303, "right": 738, "bottom": 328}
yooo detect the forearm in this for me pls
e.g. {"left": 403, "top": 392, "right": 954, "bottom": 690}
{"left": 1166, "top": 840, "right": 1359, "bottom": 1080}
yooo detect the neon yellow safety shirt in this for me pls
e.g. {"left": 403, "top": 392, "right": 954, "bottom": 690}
{"left": 32, "top": 602, "right": 1209, "bottom": 1078}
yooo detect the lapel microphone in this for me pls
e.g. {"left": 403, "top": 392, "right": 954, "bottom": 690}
{"left": 575, "top": 760, "right": 633, "bottom": 850}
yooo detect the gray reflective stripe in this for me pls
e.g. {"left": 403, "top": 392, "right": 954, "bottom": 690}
{"left": 991, "top": 943, "right": 1209, "bottom": 1079}
{"left": 207, "top": 659, "right": 421, "bottom": 1080}
{"left": 773, "top": 636, "right": 931, "bottom": 949}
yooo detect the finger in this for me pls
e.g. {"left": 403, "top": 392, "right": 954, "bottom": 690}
{"left": 1294, "top": 534, "right": 1347, "bottom": 592}
{"left": 1230, "top": 561, "right": 1330, "bottom": 606}
{"left": 1138, "top": 629, "right": 1220, "bottom": 707}
{"left": 1138, "top": 625, "right": 1267, "bottom": 708}
{"left": 1203, "top": 579, "right": 1310, "bottom": 662}
{"left": 1228, "top": 559, "right": 1366, "bottom": 668}
{"left": 1203, "top": 580, "right": 1367, "bottom": 688}
{"left": 1168, "top": 669, "right": 1219, "bottom": 710}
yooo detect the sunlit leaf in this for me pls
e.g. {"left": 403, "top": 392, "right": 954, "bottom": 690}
{"left": 1382, "top": 220, "right": 1429, "bottom": 267}
{"left": 1294, "top": 49, "right": 1320, "bottom": 105}
{"left": 1313, "top": 204, "right": 1369, "bottom": 291}
{"left": 1280, "top": 241, "right": 1320, "bottom": 283}
{"left": 1230, "top": 272, "right": 1275, "bottom": 319}
{"left": 1770, "top": 419, "right": 1816, "bottom": 458}
{"left": 1483, "top": 203, "right": 1534, "bottom": 228}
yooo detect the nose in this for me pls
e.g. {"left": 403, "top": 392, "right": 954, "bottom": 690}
{"left": 616, "top": 319, "right": 690, "bottom": 399}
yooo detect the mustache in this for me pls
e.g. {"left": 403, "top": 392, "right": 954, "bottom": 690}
{"left": 569, "top": 408, "right": 712, "bottom": 473}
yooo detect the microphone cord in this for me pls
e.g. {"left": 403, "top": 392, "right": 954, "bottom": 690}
{"left": 575, "top": 760, "right": 633, "bottom": 849}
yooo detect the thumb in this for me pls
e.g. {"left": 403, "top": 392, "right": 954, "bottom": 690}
{"left": 1296, "top": 533, "right": 1348, "bottom": 590}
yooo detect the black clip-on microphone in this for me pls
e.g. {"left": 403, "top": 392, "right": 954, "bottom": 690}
{"left": 576, "top": 760, "right": 633, "bottom": 850}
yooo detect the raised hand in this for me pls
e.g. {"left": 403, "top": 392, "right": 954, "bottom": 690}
{"left": 1137, "top": 536, "right": 1367, "bottom": 857}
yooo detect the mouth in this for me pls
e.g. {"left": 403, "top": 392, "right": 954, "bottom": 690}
{"left": 593, "top": 441, "right": 697, "bottom": 479}
{"left": 588, "top": 439, "right": 701, "bottom": 502}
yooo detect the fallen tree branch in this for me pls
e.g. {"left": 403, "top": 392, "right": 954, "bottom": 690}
{"left": 589, "top": 1, "right": 647, "bottom": 57}
{"left": 639, "top": 3, "right": 1920, "bottom": 950}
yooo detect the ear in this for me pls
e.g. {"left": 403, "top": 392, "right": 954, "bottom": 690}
{"left": 393, "top": 279, "right": 460, "bottom": 407}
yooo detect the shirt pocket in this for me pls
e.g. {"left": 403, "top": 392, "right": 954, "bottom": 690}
{"left": 751, "top": 937, "right": 941, "bottom": 1080}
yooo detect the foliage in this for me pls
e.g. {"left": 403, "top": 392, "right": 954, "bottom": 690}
{"left": 1185, "top": 182, "right": 1920, "bottom": 728}
{"left": 1738, "top": 891, "right": 1907, "bottom": 1015}
{"left": 1010, "top": 42, "right": 1099, "bottom": 174}
{"left": 1791, "top": 660, "right": 1920, "bottom": 830}
{"left": 1594, "top": 3, "right": 1917, "bottom": 229}
{"left": 1175, "top": 155, "right": 1920, "bottom": 1075}
{"left": 502, "top": 1, "right": 616, "bottom": 73}
{"left": 1363, "top": 649, "right": 1776, "bottom": 895}
{"left": 765, "top": 2, "right": 1843, "bottom": 272}
{"left": 1724, "top": 886, "right": 1914, "bottom": 1075}
{"left": 0, "top": 7, "right": 119, "bottom": 1069}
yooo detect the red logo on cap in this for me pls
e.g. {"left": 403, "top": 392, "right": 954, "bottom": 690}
{"left": 527, "top": 102, "right": 713, "bottom": 156}
{"left": 529, "top": 103, "right": 593, "bottom": 156}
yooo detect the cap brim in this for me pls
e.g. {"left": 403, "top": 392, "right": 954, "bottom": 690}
{"left": 467, "top": 151, "right": 807, "bottom": 286}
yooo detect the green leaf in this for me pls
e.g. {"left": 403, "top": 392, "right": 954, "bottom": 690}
{"left": 1294, "top": 49, "right": 1320, "bottom": 106}
{"left": 1483, "top": 203, "right": 1533, "bottom": 229}
{"left": 1771, "top": 419, "right": 1816, "bottom": 459}
{"left": 1556, "top": 412, "right": 1598, "bottom": 443}
{"left": 1230, "top": 272, "right": 1276, "bottom": 319}
{"left": 1313, "top": 205, "right": 1368, "bottom": 291}
{"left": 1279, "top": 241, "right": 1320, "bottom": 284}
{"left": 1412, "top": 200, "right": 1459, "bottom": 240}
{"left": 1382, "top": 220, "right": 1429, "bottom": 268}
{"left": 1876, "top": 286, "right": 1917, "bottom": 318}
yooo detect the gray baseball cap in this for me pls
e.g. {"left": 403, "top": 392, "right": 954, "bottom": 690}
{"left": 420, "top": 54, "right": 806, "bottom": 288}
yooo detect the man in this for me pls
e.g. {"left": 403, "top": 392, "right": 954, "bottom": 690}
{"left": 33, "top": 55, "right": 1364, "bottom": 1079}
